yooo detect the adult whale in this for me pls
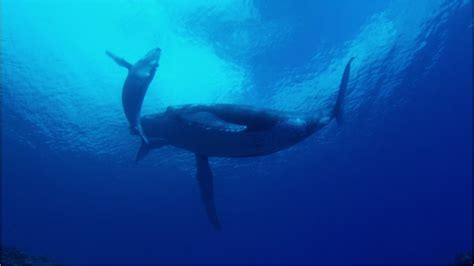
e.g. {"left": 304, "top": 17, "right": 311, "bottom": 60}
{"left": 137, "top": 58, "right": 355, "bottom": 229}
{"left": 106, "top": 47, "right": 161, "bottom": 143}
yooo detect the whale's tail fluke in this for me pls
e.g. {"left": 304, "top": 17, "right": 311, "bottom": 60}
{"left": 135, "top": 138, "right": 167, "bottom": 162}
{"left": 332, "top": 57, "right": 355, "bottom": 124}
{"left": 136, "top": 124, "right": 150, "bottom": 145}
{"left": 136, "top": 139, "right": 151, "bottom": 162}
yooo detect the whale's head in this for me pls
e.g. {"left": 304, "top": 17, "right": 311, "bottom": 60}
{"left": 143, "top": 47, "right": 161, "bottom": 68}
{"left": 133, "top": 47, "right": 162, "bottom": 78}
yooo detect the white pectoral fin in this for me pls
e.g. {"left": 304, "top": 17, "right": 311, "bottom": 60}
{"left": 195, "top": 154, "right": 221, "bottom": 230}
{"left": 106, "top": 50, "right": 132, "bottom": 70}
{"left": 183, "top": 112, "right": 247, "bottom": 132}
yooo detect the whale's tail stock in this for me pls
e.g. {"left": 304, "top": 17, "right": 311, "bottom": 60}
{"left": 331, "top": 57, "right": 355, "bottom": 124}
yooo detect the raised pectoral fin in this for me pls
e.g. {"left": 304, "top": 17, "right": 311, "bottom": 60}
{"left": 332, "top": 57, "right": 355, "bottom": 124}
{"left": 106, "top": 50, "right": 133, "bottom": 70}
{"left": 195, "top": 154, "right": 221, "bottom": 230}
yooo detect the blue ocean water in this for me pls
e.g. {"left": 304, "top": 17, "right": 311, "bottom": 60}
{"left": 1, "top": 0, "right": 472, "bottom": 264}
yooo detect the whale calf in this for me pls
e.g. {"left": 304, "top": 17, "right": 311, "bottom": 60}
{"left": 136, "top": 58, "right": 354, "bottom": 229}
{"left": 106, "top": 47, "right": 161, "bottom": 143}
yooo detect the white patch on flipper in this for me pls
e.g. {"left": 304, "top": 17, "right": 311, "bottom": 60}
{"left": 182, "top": 111, "right": 247, "bottom": 133}
{"left": 288, "top": 117, "right": 307, "bottom": 127}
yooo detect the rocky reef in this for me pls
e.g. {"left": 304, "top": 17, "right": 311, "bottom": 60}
{"left": 0, "top": 246, "right": 60, "bottom": 266}
{"left": 452, "top": 252, "right": 473, "bottom": 265}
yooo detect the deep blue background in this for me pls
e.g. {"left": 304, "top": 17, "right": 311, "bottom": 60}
{"left": 2, "top": 0, "right": 472, "bottom": 264}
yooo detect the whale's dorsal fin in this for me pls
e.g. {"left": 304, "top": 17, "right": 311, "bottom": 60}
{"left": 180, "top": 111, "right": 247, "bottom": 133}
{"left": 106, "top": 50, "right": 133, "bottom": 70}
{"left": 195, "top": 154, "right": 221, "bottom": 230}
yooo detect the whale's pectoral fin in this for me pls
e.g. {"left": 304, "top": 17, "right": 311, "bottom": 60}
{"left": 332, "top": 57, "right": 355, "bottom": 124}
{"left": 182, "top": 112, "right": 247, "bottom": 133}
{"left": 195, "top": 154, "right": 221, "bottom": 230}
{"left": 106, "top": 50, "right": 133, "bottom": 70}
{"left": 136, "top": 138, "right": 166, "bottom": 162}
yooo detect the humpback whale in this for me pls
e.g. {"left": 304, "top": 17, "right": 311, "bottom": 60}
{"left": 136, "top": 58, "right": 354, "bottom": 229}
{"left": 106, "top": 47, "right": 161, "bottom": 143}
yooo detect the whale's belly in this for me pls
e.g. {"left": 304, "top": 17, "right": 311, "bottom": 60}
{"left": 121, "top": 72, "right": 154, "bottom": 126}
{"left": 160, "top": 121, "right": 287, "bottom": 157}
